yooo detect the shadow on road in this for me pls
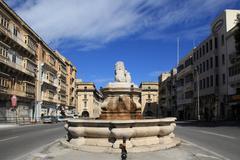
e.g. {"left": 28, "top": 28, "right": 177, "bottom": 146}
{"left": 177, "top": 120, "right": 240, "bottom": 127}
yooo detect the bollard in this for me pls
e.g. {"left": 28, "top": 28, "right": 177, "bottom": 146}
{"left": 119, "top": 137, "right": 127, "bottom": 160}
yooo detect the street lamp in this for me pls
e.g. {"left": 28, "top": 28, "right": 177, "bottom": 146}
{"left": 194, "top": 67, "right": 200, "bottom": 120}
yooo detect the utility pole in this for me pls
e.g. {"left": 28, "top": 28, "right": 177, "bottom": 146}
{"left": 195, "top": 67, "right": 200, "bottom": 120}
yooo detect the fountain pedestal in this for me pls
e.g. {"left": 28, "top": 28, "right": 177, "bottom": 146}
{"left": 64, "top": 61, "right": 180, "bottom": 152}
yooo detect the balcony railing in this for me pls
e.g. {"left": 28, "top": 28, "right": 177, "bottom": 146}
{"left": 0, "top": 51, "right": 35, "bottom": 77}
{"left": 0, "top": 25, "right": 36, "bottom": 56}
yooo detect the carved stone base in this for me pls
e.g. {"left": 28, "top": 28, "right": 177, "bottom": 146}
{"left": 99, "top": 111, "right": 142, "bottom": 120}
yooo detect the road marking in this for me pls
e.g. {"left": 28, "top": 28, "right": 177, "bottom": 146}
{"left": 199, "top": 130, "right": 236, "bottom": 139}
{"left": 0, "top": 136, "right": 19, "bottom": 142}
{"left": 182, "top": 139, "right": 231, "bottom": 160}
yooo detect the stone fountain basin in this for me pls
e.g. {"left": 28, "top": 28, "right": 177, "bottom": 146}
{"left": 64, "top": 117, "right": 180, "bottom": 152}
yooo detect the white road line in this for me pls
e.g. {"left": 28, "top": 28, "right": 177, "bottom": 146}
{"left": 199, "top": 130, "right": 236, "bottom": 139}
{"left": 182, "top": 139, "right": 231, "bottom": 160}
{"left": 0, "top": 136, "right": 19, "bottom": 142}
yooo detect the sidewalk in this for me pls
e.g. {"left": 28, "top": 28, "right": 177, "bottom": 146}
{"left": 0, "top": 123, "right": 18, "bottom": 129}
{"left": 20, "top": 139, "right": 227, "bottom": 160}
{"left": 0, "top": 122, "right": 44, "bottom": 130}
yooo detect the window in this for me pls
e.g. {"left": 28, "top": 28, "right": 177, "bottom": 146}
{"left": 221, "top": 34, "right": 224, "bottom": 46}
{"left": 197, "top": 51, "right": 199, "bottom": 59}
{"left": 222, "top": 54, "right": 225, "bottom": 65}
{"left": 206, "top": 60, "right": 209, "bottom": 70}
{"left": 13, "top": 26, "right": 19, "bottom": 37}
{"left": 0, "top": 44, "right": 8, "bottom": 58}
{"left": 207, "top": 77, "right": 209, "bottom": 88}
{"left": 200, "top": 80, "right": 202, "bottom": 89}
{"left": 203, "top": 78, "right": 206, "bottom": 89}
{"left": 210, "top": 57, "right": 213, "bottom": 68}
{"left": 203, "top": 62, "right": 205, "bottom": 72}
{"left": 194, "top": 52, "right": 196, "bottom": 61}
{"left": 206, "top": 42, "right": 209, "bottom": 53}
{"left": 0, "top": 14, "right": 9, "bottom": 29}
{"left": 202, "top": 45, "right": 205, "bottom": 55}
{"left": 199, "top": 48, "right": 202, "bottom": 57}
{"left": 214, "top": 37, "right": 218, "bottom": 49}
{"left": 215, "top": 56, "right": 218, "bottom": 67}
{"left": 210, "top": 75, "right": 213, "bottom": 87}
{"left": 210, "top": 39, "right": 213, "bottom": 50}
{"left": 84, "top": 94, "right": 87, "bottom": 99}
{"left": 200, "top": 64, "right": 202, "bottom": 73}
{"left": 84, "top": 101, "right": 87, "bottom": 108}
{"left": 222, "top": 74, "right": 226, "bottom": 85}
{"left": 215, "top": 74, "right": 219, "bottom": 86}
{"left": 148, "top": 94, "right": 151, "bottom": 99}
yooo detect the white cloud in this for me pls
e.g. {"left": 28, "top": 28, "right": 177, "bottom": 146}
{"left": 148, "top": 70, "right": 167, "bottom": 77}
{"left": 5, "top": 0, "right": 238, "bottom": 50}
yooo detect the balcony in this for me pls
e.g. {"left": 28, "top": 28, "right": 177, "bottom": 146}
{"left": 0, "top": 76, "right": 35, "bottom": 99}
{"left": 0, "top": 51, "right": 35, "bottom": 77}
{"left": 42, "top": 92, "right": 58, "bottom": 103}
{"left": 177, "top": 65, "right": 192, "bottom": 78}
{"left": 176, "top": 86, "right": 184, "bottom": 92}
{"left": 229, "top": 75, "right": 240, "bottom": 87}
{"left": 229, "top": 52, "right": 240, "bottom": 64}
{"left": 184, "top": 82, "right": 193, "bottom": 90}
{"left": 0, "top": 25, "right": 36, "bottom": 56}
{"left": 23, "top": 81, "right": 35, "bottom": 98}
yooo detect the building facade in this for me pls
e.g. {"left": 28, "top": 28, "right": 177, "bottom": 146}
{"left": 176, "top": 51, "right": 194, "bottom": 120}
{"left": 65, "top": 59, "right": 77, "bottom": 114}
{"left": 0, "top": 1, "right": 37, "bottom": 122}
{"left": 192, "top": 10, "right": 240, "bottom": 120}
{"left": 76, "top": 80, "right": 103, "bottom": 118}
{"left": 158, "top": 10, "right": 240, "bottom": 120}
{"left": 139, "top": 82, "right": 159, "bottom": 117}
{"left": 159, "top": 69, "right": 177, "bottom": 117}
{"left": 0, "top": 1, "right": 77, "bottom": 122}
{"left": 226, "top": 14, "right": 240, "bottom": 120}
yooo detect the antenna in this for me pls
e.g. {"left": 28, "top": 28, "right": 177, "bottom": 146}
{"left": 177, "top": 37, "right": 180, "bottom": 66}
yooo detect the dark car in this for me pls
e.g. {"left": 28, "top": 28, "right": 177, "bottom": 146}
{"left": 42, "top": 116, "right": 57, "bottom": 123}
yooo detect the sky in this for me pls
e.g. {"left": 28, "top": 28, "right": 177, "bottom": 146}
{"left": 5, "top": 0, "right": 240, "bottom": 88}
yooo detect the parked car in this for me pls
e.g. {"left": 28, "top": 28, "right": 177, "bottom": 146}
{"left": 42, "top": 116, "right": 57, "bottom": 123}
{"left": 57, "top": 116, "right": 66, "bottom": 122}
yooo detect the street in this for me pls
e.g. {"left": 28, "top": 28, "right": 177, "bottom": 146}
{"left": 0, "top": 123, "right": 65, "bottom": 160}
{"left": 176, "top": 122, "right": 240, "bottom": 160}
{"left": 0, "top": 122, "right": 240, "bottom": 160}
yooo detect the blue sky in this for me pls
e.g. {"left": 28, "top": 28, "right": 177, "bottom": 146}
{"left": 5, "top": 0, "right": 240, "bottom": 88}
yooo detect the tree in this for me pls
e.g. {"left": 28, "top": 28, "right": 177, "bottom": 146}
{"left": 234, "top": 14, "right": 240, "bottom": 55}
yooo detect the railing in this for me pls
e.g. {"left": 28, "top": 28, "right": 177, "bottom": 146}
{"left": 23, "top": 57, "right": 36, "bottom": 74}
{"left": 23, "top": 81, "right": 35, "bottom": 98}
{"left": 0, "top": 116, "right": 31, "bottom": 124}
{"left": 0, "top": 51, "right": 35, "bottom": 77}
{"left": 0, "top": 25, "right": 36, "bottom": 56}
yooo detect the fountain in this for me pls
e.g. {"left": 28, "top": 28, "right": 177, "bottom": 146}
{"left": 64, "top": 61, "right": 180, "bottom": 152}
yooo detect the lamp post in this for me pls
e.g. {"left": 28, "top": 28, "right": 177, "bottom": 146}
{"left": 194, "top": 67, "right": 200, "bottom": 120}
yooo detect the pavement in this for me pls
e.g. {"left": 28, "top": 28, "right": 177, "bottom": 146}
{"left": 176, "top": 121, "right": 240, "bottom": 160}
{"left": 0, "top": 123, "right": 66, "bottom": 160}
{"left": 20, "top": 139, "right": 227, "bottom": 160}
{"left": 1, "top": 121, "right": 239, "bottom": 160}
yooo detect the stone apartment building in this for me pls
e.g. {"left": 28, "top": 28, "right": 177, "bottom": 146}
{"left": 176, "top": 51, "right": 194, "bottom": 120}
{"left": 159, "top": 69, "right": 177, "bottom": 117}
{"left": 76, "top": 80, "right": 103, "bottom": 118}
{"left": 192, "top": 10, "right": 240, "bottom": 120}
{"left": 0, "top": 1, "right": 77, "bottom": 122}
{"left": 0, "top": 2, "right": 37, "bottom": 122}
{"left": 139, "top": 82, "right": 159, "bottom": 117}
{"left": 159, "top": 10, "right": 240, "bottom": 120}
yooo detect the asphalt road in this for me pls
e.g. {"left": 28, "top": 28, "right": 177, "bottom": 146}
{"left": 176, "top": 122, "right": 240, "bottom": 160}
{"left": 0, "top": 123, "right": 65, "bottom": 160}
